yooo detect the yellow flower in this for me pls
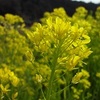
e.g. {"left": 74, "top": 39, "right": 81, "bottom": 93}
{"left": 24, "top": 50, "right": 34, "bottom": 61}
{"left": 0, "top": 84, "right": 10, "bottom": 94}
{"left": 5, "top": 13, "right": 24, "bottom": 25}
{"left": 9, "top": 72, "right": 20, "bottom": 87}
{"left": 73, "top": 94, "right": 80, "bottom": 99}
{"left": 79, "top": 79, "right": 91, "bottom": 89}
{"left": 12, "top": 92, "right": 18, "bottom": 100}
{"left": 96, "top": 72, "right": 100, "bottom": 78}
{"left": 82, "top": 34, "right": 90, "bottom": 44}
{"left": 81, "top": 69, "right": 90, "bottom": 78}
{"left": 67, "top": 56, "right": 80, "bottom": 71}
{"left": 53, "top": 17, "right": 71, "bottom": 39}
{"left": 35, "top": 74, "right": 43, "bottom": 83}
{"left": 71, "top": 86, "right": 77, "bottom": 93}
{"left": 11, "top": 77, "right": 20, "bottom": 87}
{"left": 72, "top": 72, "right": 83, "bottom": 84}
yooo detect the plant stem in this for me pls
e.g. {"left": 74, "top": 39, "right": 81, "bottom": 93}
{"left": 41, "top": 88, "right": 46, "bottom": 100}
{"left": 46, "top": 52, "right": 58, "bottom": 100}
{"left": 46, "top": 41, "right": 63, "bottom": 100}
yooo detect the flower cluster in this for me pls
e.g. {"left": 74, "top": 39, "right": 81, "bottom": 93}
{"left": 0, "top": 65, "right": 19, "bottom": 100}
{"left": 0, "top": 6, "right": 100, "bottom": 100}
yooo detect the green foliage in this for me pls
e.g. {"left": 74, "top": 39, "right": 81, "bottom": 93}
{"left": 71, "top": 6, "right": 100, "bottom": 100}
{"left": 0, "top": 6, "right": 100, "bottom": 100}
{"left": 86, "top": 7, "right": 100, "bottom": 100}
{"left": 0, "top": 14, "right": 35, "bottom": 100}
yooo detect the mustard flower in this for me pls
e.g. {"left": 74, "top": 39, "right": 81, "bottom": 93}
{"left": 0, "top": 84, "right": 10, "bottom": 94}
{"left": 79, "top": 79, "right": 91, "bottom": 89}
{"left": 5, "top": 13, "right": 24, "bottom": 25}
{"left": 35, "top": 74, "right": 43, "bottom": 83}
{"left": 81, "top": 69, "right": 90, "bottom": 78}
{"left": 72, "top": 72, "right": 83, "bottom": 84}
{"left": 11, "top": 92, "right": 18, "bottom": 100}
{"left": 96, "top": 72, "right": 100, "bottom": 78}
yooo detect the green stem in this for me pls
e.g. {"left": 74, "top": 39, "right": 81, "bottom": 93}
{"left": 46, "top": 52, "right": 58, "bottom": 100}
{"left": 64, "top": 87, "right": 67, "bottom": 100}
{"left": 41, "top": 88, "right": 46, "bottom": 100}
{"left": 46, "top": 41, "right": 63, "bottom": 100}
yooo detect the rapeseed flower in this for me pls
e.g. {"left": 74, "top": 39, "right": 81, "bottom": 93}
{"left": 96, "top": 72, "right": 100, "bottom": 78}
{"left": 72, "top": 72, "right": 83, "bottom": 84}
{"left": 0, "top": 84, "right": 10, "bottom": 94}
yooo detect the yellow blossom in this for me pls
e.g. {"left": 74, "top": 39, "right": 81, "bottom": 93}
{"left": 72, "top": 72, "right": 83, "bottom": 84}
{"left": 0, "top": 84, "right": 10, "bottom": 94}
{"left": 12, "top": 92, "right": 18, "bottom": 100}
{"left": 81, "top": 69, "right": 90, "bottom": 78}
{"left": 35, "top": 74, "right": 43, "bottom": 83}
{"left": 11, "top": 77, "right": 20, "bottom": 87}
{"left": 96, "top": 72, "right": 100, "bottom": 78}
{"left": 79, "top": 79, "right": 91, "bottom": 89}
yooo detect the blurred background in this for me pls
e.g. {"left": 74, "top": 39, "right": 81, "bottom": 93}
{"left": 0, "top": 0, "right": 100, "bottom": 25}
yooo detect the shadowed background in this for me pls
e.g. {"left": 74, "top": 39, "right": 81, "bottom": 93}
{"left": 0, "top": 0, "right": 100, "bottom": 25}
